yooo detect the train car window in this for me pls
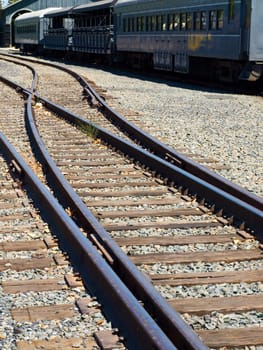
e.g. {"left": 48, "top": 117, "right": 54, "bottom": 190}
{"left": 173, "top": 13, "right": 179, "bottom": 30}
{"left": 19, "top": 24, "right": 36, "bottom": 33}
{"left": 123, "top": 18, "right": 127, "bottom": 32}
{"left": 64, "top": 18, "right": 73, "bottom": 30}
{"left": 217, "top": 10, "right": 224, "bottom": 29}
{"left": 194, "top": 12, "right": 201, "bottom": 30}
{"left": 180, "top": 13, "right": 186, "bottom": 30}
{"left": 146, "top": 16, "right": 150, "bottom": 31}
{"left": 162, "top": 15, "right": 166, "bottom": 31}
{"left": 53, "top": 16, "right": 63, "bottom": 29}
{"left": 201, "top": 11, "right": 207, "bottom": 30}
{"left": 136, "top": 17, "right": 141, "bottom": 31}
{"left": 141, "top": 16, "right": 145, "bottom": 31}
{"left": 132, "top": 17, "right": 135, "bottom": 32}
{"left": 168, "top": 14, "right": 173, "bottom": 30}
{"left": 229, "top": 0, "right": 235, "bottom": 20}
{"left": 136, "top": 16, "right": 144, "bottom": 31}
{"left": 244, "top": 0, "right": 251, "bottom": 28}
{"left": 156, "top": 15, "right": 165, "bottom": 31}
{"left": 128, "top": 17, "right": 135, "bottom": 32}
{"left": 157, "top": 15, "right": 162, "bottom": 31}
{"left": 150, "top": 15, "right": 156, "bottom": 31}
{"left": 48, "top": 18, "right": 53, "bottom": 29}
{"left": 209, "top": 10, "right": 217, "bottom": 30}
{"left": 186, "top": 13, "right": 192, "bottom": 30}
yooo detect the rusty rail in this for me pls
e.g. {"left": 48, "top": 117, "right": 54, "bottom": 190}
{"left": 2, "top": 52, "right": 262, "bottom": 212}
{"left": 0, "top": 67, "right": 208, "bottom": 349}
{"left": 0, "top": 114, "right": 180, "bottom": 350}
{"left": 1, "top": 59, "right": 262, "bottom": 348}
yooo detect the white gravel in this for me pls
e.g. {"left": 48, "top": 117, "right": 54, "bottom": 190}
{"left": 71, "top": 65, "right": 263, "bottom": 197}
{"left": 0, "top": 50, "right": 262, "bottom": 349}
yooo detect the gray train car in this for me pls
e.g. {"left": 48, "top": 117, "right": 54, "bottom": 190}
{"left": 14, "top": 8, "right": 61, "bottom": 51}
{"left": 44, "top": 7, "right": 74, "bottom": 51}
{"left": 114, "top": 0, "right": 263, "bottom": 81}
{"left": 13, "top": 0, "right": 263, "bottom": 81}
{"left": 44, "top": 0, "right": 116, "bottom": 55}
{"left": 70, "top": 0, "right": 116, "bottom": 54}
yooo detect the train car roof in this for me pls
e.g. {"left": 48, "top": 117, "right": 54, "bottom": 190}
{"left": 114, "top": 0, "right": 142, "bottom": 7}
{"left": 44, "top": 7, "right": 74, "bottom": 18}
{"left": 72, "top": 0, "right": 116, "bottom": 14}
{"left": 15, "top": 8, "right": 62, "bottom": 21}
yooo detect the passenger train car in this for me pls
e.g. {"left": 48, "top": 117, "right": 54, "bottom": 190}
{"left": 14, "top": 0, "right": 263, "bottom": 82}
{"left": 14, "top": 8, "right": 61, "bottom": 52}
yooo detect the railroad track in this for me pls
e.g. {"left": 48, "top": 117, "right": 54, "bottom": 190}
{"left": 2, "top": 54, "right": 263, "bottom": 210}
{"left": 0, "top": 54, "right": 262, "bottom": 349}
{"left": 0, "top": 53, "right": 243, "bottom": 173}
{"left": 0, "top": 135, "right": 128, "bottom": 350}
{"left": 0, "top": 69, "right": 130, "bottom": 350}
{"left": 0, "top": 54, "right": 204, "bottom": 350}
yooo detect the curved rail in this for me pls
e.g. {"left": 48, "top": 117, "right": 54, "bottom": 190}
{"left": 1, "top": 53, "right": 261, "bottom": 212}
{"left": 0, "top": 55, "right": 38, "bottom": 92}
{"left": 0, "top": 101, "right": 182, "bottom": 350}
{"left": 2, "top": 73, "right": 263, "bottom": 347}
{"left": 35, "top": 92, "right": 263, "bottom": 235}
{"left": 0, "top": 67, "right": 208, "bottom": 349}
{"left": 81, "top": 75, "right": 263, "bottom": 212}
{"left": 1, "top": 64, "right": 262, "bottom": 348}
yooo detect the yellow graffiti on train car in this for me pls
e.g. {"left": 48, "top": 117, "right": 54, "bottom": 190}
{"left": 188, "top": 34, "right": 212, "bottom": 51}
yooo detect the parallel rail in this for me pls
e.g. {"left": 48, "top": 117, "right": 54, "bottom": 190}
{"left": 0, "top": 107, "right": 179, "bottom": 350}
{"left": 0, "top": 56, "right": 262, "bottom": 349}
{"left": 1, "top": 53, "right": 262, "bottom": 213}
{"left": 0, "top": 64, "right": 207, "bottom": 349}
{"left": 34, "top": 89, "right": 263, "bottom": 235}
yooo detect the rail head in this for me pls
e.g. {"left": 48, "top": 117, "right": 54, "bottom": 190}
{"left": 36, "top": 92, "right": 263, "bottom": 236}
{"left": 2, "top": 52, "right": 262, "bottom": 211}
{"left": 27, "top": 91, "right": 208, "bottom": 350}
{"left": 3, "top": 67, "right": 262, "bottom": 349}
{"left": 0, "top": 129, "right": 182, "bottom": 350}
{"left": 23, "top": 87, "right": 261, "bottom": 348}
{"left": 0, "top": 72, "right": 208, "bottom": 349}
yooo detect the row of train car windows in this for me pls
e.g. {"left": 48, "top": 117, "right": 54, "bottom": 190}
{"left": 123, "top": 10, "right": 224, "bottom": 33}
{"left": 74, "top": 15, "right": 111, "bottom": 28}
{"left": 16, "top": 24, "right": 37, "bottom": 33}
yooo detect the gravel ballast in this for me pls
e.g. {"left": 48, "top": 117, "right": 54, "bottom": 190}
{"left": 72, "top": 65, "right": 263, "bottom": 198}
{"left": 0, "top": 50, "right": 262, "bottom": 349}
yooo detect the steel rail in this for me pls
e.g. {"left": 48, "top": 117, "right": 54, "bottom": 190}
{"left": 0, "top": 72, "right": 208, "bottom": 349}
{"left": 0, "top": 73, "right": 208, "bottom": 348}
{"left": 4, "top": 74, "right": 263, "bottom": 349}
{"left": 2, "top": 74, "right": 262, "bottom": 349}
{"left": 81, "top": 78, "right": 263, "bottom": 212}
{"left": 25, "top": 89, "right": 208, "bottom": 350}
{"left": 34, "top": 93, "right": 263, "bottom": 235}
{"left": 0, "top": 55, "right": 38, "bottom": 92}
{"left": 2, "top": 53, "right": 262, "bottom": 211}
{"left": 0, "top": 113, "right": 180, "bottom": 350}
{"left": 9, "top": 73, "right": 262, "bottom": 349}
